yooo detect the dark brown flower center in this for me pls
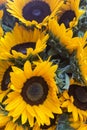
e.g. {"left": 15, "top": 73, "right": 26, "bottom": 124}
{"left": 1, "top": 66, "right": 12, "bottom": 91}
{"left": 21, "top": 76, "right": 49, "bottom": 105}
{"left": 68, "top": 85, "right": 87, "bottom": 110}
{"left": 58, "top": 10, "right": 76, "bottom": 28}
{"left": 10, "top": 42, "right": 35, "bottom": 54}
{"left": 22, "top": 1, "right": 51, "bottom": 23}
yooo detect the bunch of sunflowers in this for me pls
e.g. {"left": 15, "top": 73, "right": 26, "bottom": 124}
{"left": 0, "top": 0, "right": 87, "bottom": 130}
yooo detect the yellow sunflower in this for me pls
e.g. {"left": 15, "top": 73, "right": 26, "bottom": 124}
{"left": 57, "top": 0, "right": 85, "bottom": 28}
{"left": 73, "top": 32, "right": 87, "bottom": 84}
{"left": 6, "top": 0, "right": 63, "bottom": 28}
{"left": 4, "top": 59, "right": 62, "bottom": 127}
{"left": 0, "top": 61, "right": 13, "bottom": 102}
{"left": 48, "top": 19, "right": 79, "bottom": 53}
{"left": 61, "top": 84, "right": 87, "bottom": 122}
{"left": 0, "top": 23, "right": 49, "bottom": 60}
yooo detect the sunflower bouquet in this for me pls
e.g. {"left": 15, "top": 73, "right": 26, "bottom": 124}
{"left": 0, "top": 0, "right": 86, "bottom": 130}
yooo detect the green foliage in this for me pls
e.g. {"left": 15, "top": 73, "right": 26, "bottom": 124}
{"left": 56, "top": 66, "right": 70, "bottom": 93}
{"left": 56, "top": 113, "right": 75, "bottom": 130}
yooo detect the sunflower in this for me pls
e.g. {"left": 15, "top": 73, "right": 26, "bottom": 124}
{"left": 48, "top": 19, "right": 79, "bottom": 53}
{"left": 61, "top": 84, "right": 87, "bottom": 122}
{"left": 6, "top": 0, "right": 63, "bottom": 28}
{"left": 57, "top": 0, "right": 85, "bottom": 28}
{"left": 0, "top": 23, "right": 49, "bottom": 60}
{"left": 0, "top": 61, "right": 13, "bottom": 102}
{"left": 4, "top": 59, "right": 62, "bottom": 127}
{"left": 71, "top": 32, "right": 87, "bottom": 84}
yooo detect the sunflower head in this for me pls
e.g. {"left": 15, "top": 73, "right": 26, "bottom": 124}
{"left": 68, "top": 84, "right": 87, "bottom": 110}
{"left": 0, "top": 23, "right": 49, "bottom": 60}
{"left": 68, "top": 32, "right": 87, "bottom": 84}
{"left": 6, "top": 0, "right": 63, "bottom": 28}
{"left": 3, "top": 59, "right": 62, "bottom": 127}
{"left": 47, "top": 19, "right": 79, "bottom": 56}
{"left": 61, "top": 84, "right": 87, "bottom": 122}
{"left": 57, "top": 0, "right": 85, "bottom": 28}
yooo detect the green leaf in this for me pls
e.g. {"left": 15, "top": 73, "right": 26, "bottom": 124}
{"left": 56, "top": 113, "right": 75, "bottom": 130}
